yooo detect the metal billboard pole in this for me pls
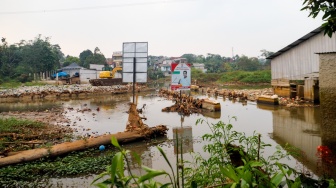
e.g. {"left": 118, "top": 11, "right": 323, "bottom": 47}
{"left": 122, "top": 42, "right": 148, "bottom": 104}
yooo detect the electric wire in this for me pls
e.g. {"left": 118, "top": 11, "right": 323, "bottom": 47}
{"left": 0, "top": 0, "right": 198, "bottom": 15}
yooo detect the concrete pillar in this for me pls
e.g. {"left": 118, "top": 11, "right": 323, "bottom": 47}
{"left": 319, "top": 53, "right": 336, "bottom": 151}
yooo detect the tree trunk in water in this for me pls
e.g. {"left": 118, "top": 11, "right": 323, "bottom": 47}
{"left": 0, "top": 103, "right": 168, "bottom": 167}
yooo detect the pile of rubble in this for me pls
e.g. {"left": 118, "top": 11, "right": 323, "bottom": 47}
{"left": 202, "top": 87, "right": 316, "bottom": 107}
{"left": 159, "top": 89, "right": 206, "bottom": 116}
{"left": 0, "top": 84, "right": 150, "bottom": 100}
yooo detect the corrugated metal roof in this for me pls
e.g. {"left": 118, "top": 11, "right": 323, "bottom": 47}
{"left": 315, "top": 52, "right": 336, "bottom": 54}
{"left": 267, "top": 27, "right": 322, "bottom": 59}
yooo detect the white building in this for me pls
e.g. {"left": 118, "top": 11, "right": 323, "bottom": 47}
{"left": 267, "top": 27, "right": 336, "bottom": 102}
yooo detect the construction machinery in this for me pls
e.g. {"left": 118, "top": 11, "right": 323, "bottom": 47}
{"left": 89, "top": 66, "right": 124, "bottom": 86}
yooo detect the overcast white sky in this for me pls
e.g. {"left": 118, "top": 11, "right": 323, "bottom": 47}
{"left": 1, "top": 0, "right": 323, "bottom": 58}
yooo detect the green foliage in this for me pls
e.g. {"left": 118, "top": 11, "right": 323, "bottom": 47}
{"left": 0, "top": 81, "right": 22, "bottom": 88}
{"left": 79, "top": 48, "right": 106, "bottom": 68}
{"left": 79, "top": 49, "right": 93, "bottom": 67}
{"left": 191, "top": 68, "right": 221, "bottom": 84}
{"left": 93, "top": 119, "right": 335, "bottom": 188}
{"left": 181, "top": 54, "right": 197, "bottom": 63}
{"left": 0, "top": 117, "right": 45, "bottom": 133}
{"left": 0, "top": 80, "right": 47, "bottom": 89}
{"left": 0, "top": 117, "right": 46, "bottom": 150}
{"left": 302, "top": 0, "right": 336, "bottom": 37}
{"left": 180, "top": 52, "right": 271, "bottom": 75}
{"left": 63, "top": 55, "right": 80, "bottom": 67}
{"left": 219, "top": 70, "right": 271, "bottom": 83}
{"left": 0, "top": 36, "right": 62, "bottom": 83}
{"left": 236, "top": 55, "right": 261, "bottom": 71}
{"left": 92, "top": 136, "right": 176, "bottom": 188}
{"left": 0, "top": 148, "right": 116, "bottom": 187}
{"left": 148, "top": 68, "right": 165, "bottom": 80}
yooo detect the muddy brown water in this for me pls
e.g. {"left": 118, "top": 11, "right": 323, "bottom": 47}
{"left": 1, "top": 90, "right": 335, "bottom": 187}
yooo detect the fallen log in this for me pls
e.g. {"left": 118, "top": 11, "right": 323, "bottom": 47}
{"left": 0, "top": 125, "right": 168, "bottom": 167}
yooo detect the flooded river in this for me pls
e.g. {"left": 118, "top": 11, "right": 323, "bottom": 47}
{"left": 0, "top": 90, "right": 335, "bottom": 187}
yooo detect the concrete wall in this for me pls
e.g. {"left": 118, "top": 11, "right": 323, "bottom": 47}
{"left": 90, "top": 64, "right": 104, "bottom": 70}
{"left": 304, "top": 78, "right": 319, "bottom": 102}
{"left": 274, "top": 86, "right": 290, "bottom": 97}
{"left": 319, "top": 53, "right": 336, "bottom": 151}
{"left": 80, "top": 69, "right": 98, "bottom": 84}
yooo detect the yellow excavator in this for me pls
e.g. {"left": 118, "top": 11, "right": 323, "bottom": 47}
{"left": 89, "top": 66, "right": 124, "bottom": 86}
{"left": 99, "top": 66, "right": 122, "bottom": 79}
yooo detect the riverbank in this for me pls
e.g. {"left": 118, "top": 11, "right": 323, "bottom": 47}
{"left": 0, "top": 84, "right": 152, "bottom": 101}
{"left": 0, "top": 83, "right": 317, "bottom": 107}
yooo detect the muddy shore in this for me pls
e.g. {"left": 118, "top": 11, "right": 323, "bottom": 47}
{"left": 0, "top": 84, "right": 317, "bottom": 156}
{"left": 0, "top": 84, "right": 315, "bottom": 106}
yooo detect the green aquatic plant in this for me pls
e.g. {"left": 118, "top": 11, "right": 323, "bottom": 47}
{"left": 0, "top": 148, "right": 116, "bottom": 187}
{"left": 93, "top": 119, "right": 336, "bottom": 188}
{"left": 92, "top": 136, "right": 177, "bottom": 188}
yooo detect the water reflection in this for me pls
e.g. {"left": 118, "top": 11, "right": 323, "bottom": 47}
{"left": 269, "top": 106, "right": 336, "bottom": 179}
{"left": 0, "top": 100, "right": 62, "bottom": 112}
{"left": 126, "top": 142, "right": 153, "bottom": 177}
{"left": 173, "top": 126, "right": 193, "bottom": 154}
{"left": 2, "top": 91, "right": 336, "bottom": 186}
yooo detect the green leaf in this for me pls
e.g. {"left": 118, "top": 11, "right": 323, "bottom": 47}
{"left": 156, "top": 146, "right": 175, "bottom": 179}
{"left": 91, "top": 172, "right": 109, "bottom": 185}
{"left": 230, "top": 183, "right": 237, "bottom": 188}
{"left": 94, "top": 182, "right": 109, "bottom": 188}
{"left": 131, "top": 152, "right": 142, "bottom": 166}
{"left": 142, "top": 165, "right": 160, "bottom": 173}
{"left": 111, "top": 136, "right": 121, "bottom": 150}
{"left": 138, "top": 171, "right": 167, "bottom": 182}
{"left": 191, "top": 181, "right": 197, "bottom": 188}
{"left": 249, "top": 161, "right": 262, "bottom": 168}
{"left": 160, "top": 183, "right": 173, "bottom": 188}
{"left": 111, "top": 152, "right": 123, "bottom": 184}
{"left": 219, "top": 165, "right": 239, "bottom": 182}
{"left": 271, "top": 173, "right": 285, "bottom": 186}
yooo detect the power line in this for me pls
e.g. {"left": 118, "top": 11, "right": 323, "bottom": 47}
{"left": 0, "top": 0, "right": 197, "bottom": 15}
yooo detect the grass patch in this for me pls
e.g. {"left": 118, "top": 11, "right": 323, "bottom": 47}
{"left": 0, "top": 81, "right": 47, "bottom": 89}
{"left": 219, "top": 70, "right": 271, "bottom": 83}
{"left": 0, "top": 117, "right": 45, "bottom": 134}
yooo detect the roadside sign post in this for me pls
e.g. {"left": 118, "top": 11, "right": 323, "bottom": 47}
{"left": 171, "top": 62, "right": 191, "bottom": 91}
{"left": 122, "top": 42, "right": 148, "bottom": 104}
{"left": 170, "top": 62, "right": 191, "bottom": 187}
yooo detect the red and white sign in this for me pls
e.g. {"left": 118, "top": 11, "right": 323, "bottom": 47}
{"left": 171, "top": 63, "right": 191, "bottom": 91}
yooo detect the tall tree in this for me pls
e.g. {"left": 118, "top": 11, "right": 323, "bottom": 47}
{"left": 259, "top": 49, "right": 274, "bottom": 69}
{"left": 0, "top": 38, "right": 22, "bottom": 78}
{"left": 79, "top": 49, "right": 93, "bottom": 67}
{"left": 302, "top": 0, "right": 336, "bottom": 37}
{"left": 20, "top": 35, "right": 60, "bottom": 73}
{"left": 181, "top": 53, "right": 197, "bottom": 63}
{"left": 236, "top": 55, "right": 260, "bottom": 71}
{"left": 63, "top": 55, "right": 80, "bottom": 67}
{"left": 79, "top": 47, "right": 106, "bottom": 68}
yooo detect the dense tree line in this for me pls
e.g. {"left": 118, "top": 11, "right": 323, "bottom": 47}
{"left": 0, "top": 36, "right": 106, "bottom": 83}
{"left": 181, "top": 49, "right": 274, "bottom": 73}
{"left": 0, "top": 35, "right": 63, "bottom": 83}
